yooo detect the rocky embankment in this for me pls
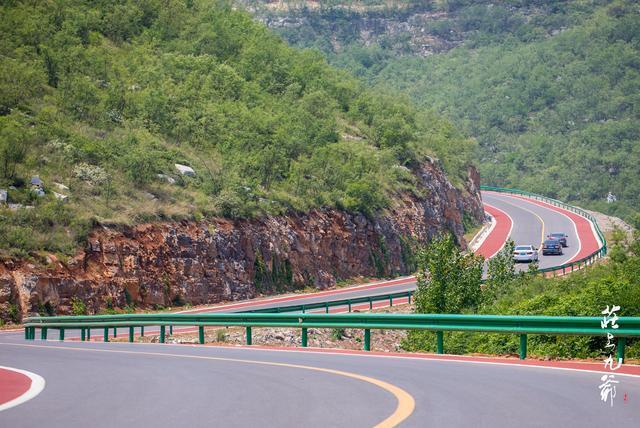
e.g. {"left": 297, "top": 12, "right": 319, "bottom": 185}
{"left": 0, "top": 161, "right": 483, "bottom": 321}
{"left": 242, "top": 1, "right": 460, "bottom": 56}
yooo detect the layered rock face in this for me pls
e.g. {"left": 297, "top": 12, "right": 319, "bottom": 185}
{"left": 0, "top": 161, "right": 483, "bottom": 321}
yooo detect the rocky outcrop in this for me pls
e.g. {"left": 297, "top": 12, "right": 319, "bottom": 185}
{"left": 0, "top": 161, "right": 483, "bottom": 321}
{"left": 241, "top": 2, "right": 462, "bottom": 56}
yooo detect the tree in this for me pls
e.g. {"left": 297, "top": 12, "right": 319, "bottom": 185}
{"left": 484, "top": 239, "right": 515, "bottom": 302}
{"left": 413, "top": 234, "right": 484, "bottom": 314}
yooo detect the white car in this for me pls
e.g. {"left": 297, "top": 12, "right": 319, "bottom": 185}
{"left": 513, "top": 245, "right": 539, "bottom": 263}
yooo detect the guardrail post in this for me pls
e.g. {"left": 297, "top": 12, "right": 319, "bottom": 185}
{"left": 390, "top": 295, "right": 393, "bottom": 307}
{"left": 302, "top": 327, "right": 308, "bottom": 347}
{"left": 617, "top": 337, "right": 626, "bottom": 363}
{"left": 198, "top": 326, "right": 205, "bottom": 344}
{"left": 246, "top": 326, "right": 252, "bottom": 345}
{"left": 24, "top": 327, "right": 28, "bottom": 340}
{"left": 87, "top": 328, "right": 91, "bottom": 341}
{"left": 519, "top": 334, "right": 527, "bottom": 360}
{"left": 113, "top": 327, "right": 117, "bottom": 338}
{"left": 436, "top": 331, "right": 444, "bottom": 354}
{"left": 59, "top": 328, "right": 65, "bottom": 341}
{"left": 325, "top": 303, "right": 329, "bottom": 314}
{"left": 301, "top": 305, "right": 306, "bottom": 314}
{"left": 407, "top": 291, "right": 411, "bottom": 305}
{"left": 169, "top": 325, "right": 173, "bottom": 336}
{"left": 140, "top": 326, "right": 144, "bottom": 337}
{"left": 364, "top": 329, "right": 371, "bottom": 351}
{"left": 104, "top": 327, "right": 109, "bottom": 342}
{"left": 160, "top": 326, "right": 165, "bottom": 343}
{"left": 41, "top": 327, "right": 48, "bottom": 341}
{"left": 348, "top": 300, "right": 352, "bottom": 312}
{"left": 129, "top": 326, "right": 134, "bottom": 343}
{"left": 81, "top": 328, "right": 85, "bottom": 341}
{"left": 369, "top": 297, "right": 373, "bottom": 310}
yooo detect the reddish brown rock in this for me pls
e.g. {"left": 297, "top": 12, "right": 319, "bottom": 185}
{"left": 0, "top": 162, "right": 483, "bottom": 321}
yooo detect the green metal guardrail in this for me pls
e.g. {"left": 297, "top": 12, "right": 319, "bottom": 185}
{"left": 251, "top": 187, "right": 608, "bottom": 317}
{"left": 23, "top": 313, "right": 639, "bottom": 361}
{"left": 243, "top": 290, "right": 414, "bottom": 314}
{"left": 481, "top": 186, "right": 608, "bottom": 275}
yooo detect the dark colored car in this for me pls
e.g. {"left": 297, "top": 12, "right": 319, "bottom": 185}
{"left": 547, "top": 232, "right": 568, "bottom": 247}
{"left": 542, "top": 239, "right": 563, "bottom": 255}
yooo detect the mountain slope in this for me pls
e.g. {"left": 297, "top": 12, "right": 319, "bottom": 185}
{"left": 0, "top": 0, "right": 476, "bottom": 257}
{"left": 243, "top": 0, "right": 640, "bottom": 221}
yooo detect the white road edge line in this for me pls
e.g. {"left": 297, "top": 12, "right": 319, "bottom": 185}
{"left": 468, "top": 214, "right": 496, "bottom": 253}
{"left": 518, "top": 195, "right": 582, "bottom": 263}
{"left": 482, "top": 202, "right": 514, "bottom": 259}
{"left": 0, "top": 365, "right": 46, "bottom": 412}
{"left": 492, "top": 193, "right": 582, "bottom": 264}
{"left": 583, "top": 208, "right": 604, "bottom": 248}
{"left": 490, "top": 196, "right": 545, "bottom": 248}
{"left": 3, "top": 341, "right": 639, "bottom": 379}
{"left": 177, "top": 276, "right": 416, "bottom": 314}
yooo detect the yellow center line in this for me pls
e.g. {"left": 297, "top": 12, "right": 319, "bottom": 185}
{"left": 492, "top": 197, "right": 545, "bottom": 248}
{"left": 0, "top": 342, "right": 415, "bottom": 427}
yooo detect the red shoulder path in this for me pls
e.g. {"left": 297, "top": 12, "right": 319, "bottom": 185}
{"left": 189, "top": 343, "right": 640, "bottom": 376}
{"left": 181, "top": 276, "right": 416, "bottom": 314}
{"left": 476, "top": 204, "right": 512, "bottom": 259}
{"left": 506, "top": 194, "right": 601, "bottom": 262}
{"left": 0, "top": 367, "right": 32, "bottom": 406}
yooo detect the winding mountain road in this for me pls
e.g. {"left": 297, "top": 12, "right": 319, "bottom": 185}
{"left": 1, "top": 339, "right": 638, "bottom": 427}
{"left": 0, "top": 191, "right": 622, "bottom": 427}
{"left": 0, "top": 191, "right": 604, "bottom": 339}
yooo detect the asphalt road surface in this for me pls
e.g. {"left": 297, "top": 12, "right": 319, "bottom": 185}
{"left": 0, "top": 193, "right": 625, "bottom": 427}
{"left": 0, "top": 191, "right": 601, "bottom": 341}
{"left": 1, "top": 338, "right": 638, "bottom": 427}
{"left": 482, "top": 191, "right": 592, "bottom": 272}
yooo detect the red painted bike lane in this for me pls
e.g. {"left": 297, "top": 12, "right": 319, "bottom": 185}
{"left": 476, "top": 204, "right": 513, "bottom": 259}
{"left": 506, "top": 195, "right": 601, "bottom": 262}
{"left": 30, "top": 192, "right": 603, "bottom": 344}
{"left": 0, "top": 367, "right": 32, "bottom": 407}
{"left": 183, "top": 201, "right": 516, "bottom": 316}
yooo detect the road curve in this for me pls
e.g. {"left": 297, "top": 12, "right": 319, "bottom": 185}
{"left": 0, "top": 190, "right": 604, "bottom": 342}
{"left": 0, "top": 192, "right": 627, "bottom": 427}
{"left": 0, "top": 339, "right": 638, "bottom": 427}
{"left": 480, "top": 191, "right": 600, "bottom": 272}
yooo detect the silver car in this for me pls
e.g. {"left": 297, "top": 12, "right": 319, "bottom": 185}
{"left": 513, "top": 245, "right": 539, "bottom": 263}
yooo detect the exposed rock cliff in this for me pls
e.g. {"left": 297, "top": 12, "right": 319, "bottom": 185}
{"left": 0, "top": 161, "right": 482, "bottom": 321}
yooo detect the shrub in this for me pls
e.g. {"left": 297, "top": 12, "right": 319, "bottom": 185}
{"left": 71, "top": 297, "right": 87, "bottom": 316}
{"left": 331, "top": 328, "right": 346, "bottom": 341}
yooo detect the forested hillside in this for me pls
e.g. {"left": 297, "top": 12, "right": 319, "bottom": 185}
{"left": 0, "top": 0, "right": 475, "bottom": 257}
{"left": 245, "top": 0, "right": 640, "bottom": 221}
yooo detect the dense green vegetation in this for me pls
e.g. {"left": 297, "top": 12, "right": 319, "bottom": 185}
{"left": 0, "top": 0, "right": 476, "bottom": 257}
{"left": 405, "top": 226, "right": 640, "bottom": 360}
{"left": 249, "top": 0, "right": 640, "bottom": 222}
{"left": 413, "top": 234, "right": 483, "bottom": 314}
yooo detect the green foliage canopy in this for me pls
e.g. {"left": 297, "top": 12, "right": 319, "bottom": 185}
{"left": 0, "top": 0, "right": 475, "bottom": 256}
